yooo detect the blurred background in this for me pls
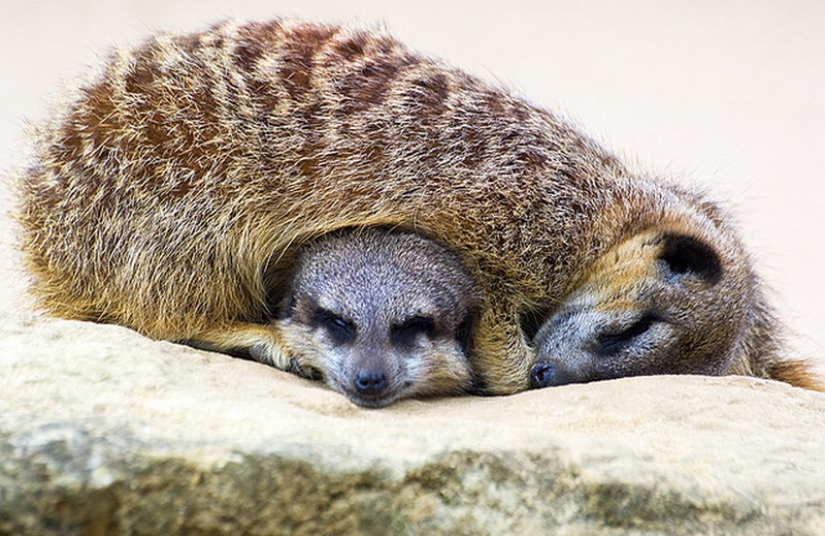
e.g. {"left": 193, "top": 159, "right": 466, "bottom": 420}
{"left": 2, "top": 0, "right": 823, "bottom": 373}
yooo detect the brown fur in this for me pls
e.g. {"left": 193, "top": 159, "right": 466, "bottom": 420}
{"left": 273, "top": 227, "right": 481, "bottom": 407}
{"left": 14, "top": 19, "right": 821, "bottom": 394}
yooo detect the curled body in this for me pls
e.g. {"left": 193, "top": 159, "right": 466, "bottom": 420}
{"left": 15, "top": 18, "right": 821, "bottom": 393}
{"left": 275, "top": 227, "right": 481, "bottom": 407}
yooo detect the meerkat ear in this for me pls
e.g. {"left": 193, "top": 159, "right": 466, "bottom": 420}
{"left": 659, "top": 234, "right": 722, "bottom": 284}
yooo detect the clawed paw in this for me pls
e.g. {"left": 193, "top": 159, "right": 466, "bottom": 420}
{"left": 248, "top": 339, "right": 290, "bottom": 370}
{"left": 287, "top": 358, "right": 325, "bottom": 381}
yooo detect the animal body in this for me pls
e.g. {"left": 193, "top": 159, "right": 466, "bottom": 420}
{"left": 274, "top": 227, "right": 480, "bottom": 407}
{"left": 15, "top": 18, "right": 821, "bottom": 394}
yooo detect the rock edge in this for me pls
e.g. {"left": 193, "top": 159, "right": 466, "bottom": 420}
{"left": 3, "top": 313, "right": 825, "bottom": 535}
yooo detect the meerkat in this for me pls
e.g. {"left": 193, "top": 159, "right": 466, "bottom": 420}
{"left": 529, "top": 230, "right": 824, "bottom": 391}
{"left": 271, "top": 227, "right": 481, "bottom": 407}
{"left": 15, "top": 19, "right": 821, "bottom": 394}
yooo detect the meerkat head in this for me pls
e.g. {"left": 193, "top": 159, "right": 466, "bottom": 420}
{"left": 528, "top": 228, "right": 751, "bottom": 388}
{"left": 276, "top": 228, "right": 481, "bottom": 408}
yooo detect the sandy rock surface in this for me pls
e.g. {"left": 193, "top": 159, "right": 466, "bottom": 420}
{"left": 3, "top": 313, "right": 825, "bottom": 535}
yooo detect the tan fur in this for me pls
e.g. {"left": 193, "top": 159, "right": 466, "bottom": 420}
{"left": 274, "top": 227, "right": 481, "bottom": 407}
{"left": 14, "top": 19, "right": 821, "bottom": 394}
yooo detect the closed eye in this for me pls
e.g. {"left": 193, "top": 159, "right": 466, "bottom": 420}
{"left": 596, "top": 313, "right": 658, "bottom": 356}
{"left": 311, "top": 309, "right": 355, "bottom": 345}
{"left": 391, "top": 316, "right": 436, "bottom": 348}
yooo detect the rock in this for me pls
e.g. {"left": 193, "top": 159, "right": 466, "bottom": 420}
{"left": 2, "top": 313, "right": 825, "bottom": 535}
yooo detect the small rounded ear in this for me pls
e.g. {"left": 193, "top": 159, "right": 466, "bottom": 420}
{"left": 659, "top": 234, "right": 722, "bottom": 283}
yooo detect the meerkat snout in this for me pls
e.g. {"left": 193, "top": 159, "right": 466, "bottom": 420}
{"left": 293, "top": 306, "right": 444, "bottom": 403}
{"left": 276, "top": 227, "right": 481, "bottom": 407}
{"left": 530, "top": 231, "right": 731, "bottom": 388}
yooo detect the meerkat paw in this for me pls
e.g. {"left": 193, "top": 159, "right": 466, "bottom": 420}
{"left": 187, "top": 322, "right": 291, "bottom": 370}
{"left": 248, "top": 338, "right": 291, "bottom": 370}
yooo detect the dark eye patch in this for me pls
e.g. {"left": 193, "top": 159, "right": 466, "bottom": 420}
{"left": 596, "top": 313, "right": 658, "bottom": 356}
{"left": 311, "top": 308, "right": 356, "bottom": 345}
{"left": 391, "top": 316, "right": 436, "bottom": 348}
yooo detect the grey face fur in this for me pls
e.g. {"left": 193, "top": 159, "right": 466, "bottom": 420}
{"left": 276, "top": 227, "right": 481, "bottom": 408}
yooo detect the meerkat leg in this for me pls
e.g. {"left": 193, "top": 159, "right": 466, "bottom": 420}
{"left": 470, "top": 310, "right": 535, "bottom": 394}
{"left": 185, "top": 322, "right": 290, "bottom": 370}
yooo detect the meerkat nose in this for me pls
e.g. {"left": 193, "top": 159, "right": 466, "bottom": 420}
{"left": 354, "top": 369, "right": 390, "bottom": 397}
{"left": 529, "top": 361, "right": 558, "bottom": 389}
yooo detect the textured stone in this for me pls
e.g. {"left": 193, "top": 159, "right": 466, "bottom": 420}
{"left": 2, "top": 313, "right": 825, "bottom": 535}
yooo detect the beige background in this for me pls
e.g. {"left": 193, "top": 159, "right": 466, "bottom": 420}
{"left": 2, "top": 1, "right": 823, "bottom": 371}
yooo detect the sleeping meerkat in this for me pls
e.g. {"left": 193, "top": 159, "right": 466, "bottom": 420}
{"left": 274, "top": 227, "right": 481, "bottom": 407}
{"left": 529, "top": 230, "right": 823, "bottom": 391}
{"left": 15, "top": 19, "right": 822, "bottom": 394}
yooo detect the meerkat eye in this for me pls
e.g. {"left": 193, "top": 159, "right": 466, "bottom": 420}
{"left": 312, "top": 309, "right": 355, "bottom": 345}
{"left": 391, "top": 316, "right": 436, "bottom": 348}
{"left": 596, "top": 313, "right": 658, "bottom": 356}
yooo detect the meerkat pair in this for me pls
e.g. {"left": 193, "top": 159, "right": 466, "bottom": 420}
{"left": 15, "top": 18, "right": 822, "bottom": 408}
{"left": 279, "top": 225, "right": 810, "bottom": 407}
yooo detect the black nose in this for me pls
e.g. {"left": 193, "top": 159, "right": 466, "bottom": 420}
{"left": 354, "top": 369, "right": 389, "bottom": 397}
{"left": 529, "top": 361, "right": 557, "bottom": 389}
